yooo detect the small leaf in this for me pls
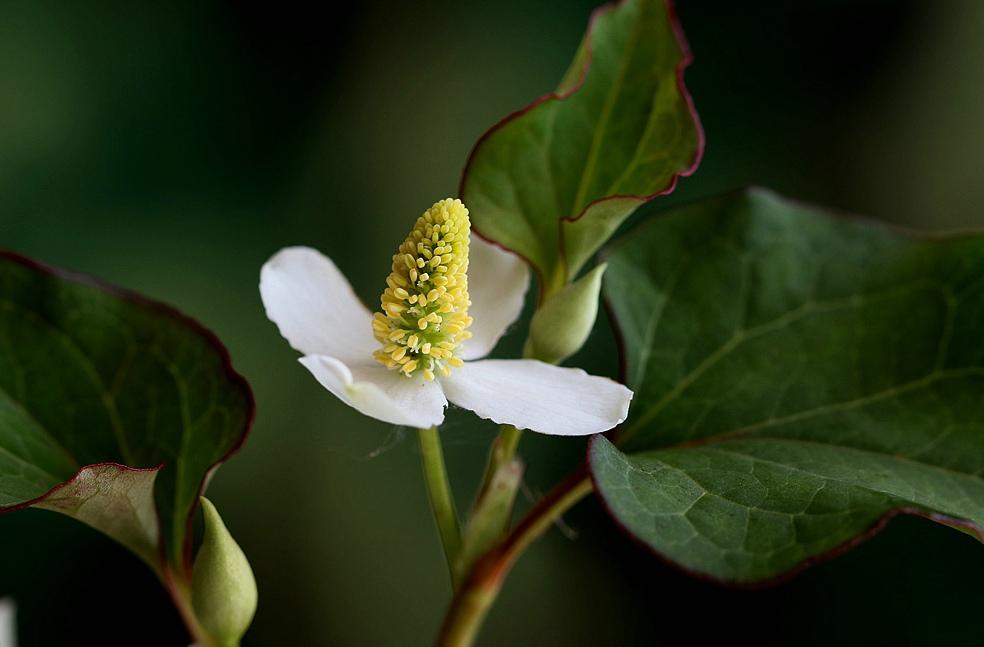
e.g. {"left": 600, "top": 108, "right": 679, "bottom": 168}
{"left": 592, "top": 189, "right": 984, "bottom": 583}
{"left": 0, "top": 251, "right": 253, "bottom": 572}
{"left": 461, "top": 0, "right": 702, "bottom": 289}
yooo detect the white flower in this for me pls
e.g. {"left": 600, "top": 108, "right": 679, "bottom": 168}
{"left": 260, "top": 198, "right": 632, "bottom": 434}
{"left": 0, "top": 598, "right": 16, "bottom": 647}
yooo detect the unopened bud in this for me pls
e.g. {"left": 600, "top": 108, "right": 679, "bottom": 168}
{"left": 526, "top": 263, "right": 607, "bottom": 364}
{"left": 192, "top": 498, "right": 257, "bottom": 647}
{"left": 455, "top": 458, "right": 524, "bottom": 583}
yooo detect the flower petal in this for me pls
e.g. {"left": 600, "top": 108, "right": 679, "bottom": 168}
{"left": 299, "top": 355, "right": 447, "bottom": 428}
{"left": 442, "top": 359, "right": 632, "bottom": 435}
{"left": 260, "top": 246, "right": 377, "bottom": 364}
{"left": 460, "top": 237, "right": 530, "bottom": 360}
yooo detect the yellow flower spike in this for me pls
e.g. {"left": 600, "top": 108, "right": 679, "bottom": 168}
{"left": 374, "top": 198, "right": 473, "bottom": 379}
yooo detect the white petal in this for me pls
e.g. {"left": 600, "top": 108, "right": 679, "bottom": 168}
{"left": 442, "top": 359, "right": 632, "bottom": 436}
{"left": 460, "top": 236, "right": 530, "bottom": 360}
{"left": 299, "top": 355, "right": 447, "bottom": 428}
{"left": 0, "top": 598, "right": 15, "bottom": 647}
{"left": 260, "top": 247, "right": 377, "bottom": 364}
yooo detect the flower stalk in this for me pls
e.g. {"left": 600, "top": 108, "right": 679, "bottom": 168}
{"left": 418, "top": 426, "right": 463, "bottom": 585}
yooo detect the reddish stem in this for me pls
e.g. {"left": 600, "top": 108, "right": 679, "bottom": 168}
{"left": 437, "top": 467, "right": 593, "bottom": 646}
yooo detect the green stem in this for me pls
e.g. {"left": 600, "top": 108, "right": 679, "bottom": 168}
{"left": 437, "top": 469, "right": 593, "bottom": 647}
{"left": 498, "top": 425, "right": 523, "bottom": 458}
{"left": 440, "top": 261, "right": 579, "bottom": 643}
{"left": 543, "top": 262, "right": 568, "bottom": 304}
{"left": 418, "top": 426, "right": 463, "bottom": 585}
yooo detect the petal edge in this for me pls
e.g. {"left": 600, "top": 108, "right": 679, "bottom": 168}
{"left": 260, "top": 247, "right": 377, "bottom": 363}
{"left": 300, "top": 355, "right": 447, "bottom": 428}
{"left": 442, "top": 359, "right": 631, "bottom": 435}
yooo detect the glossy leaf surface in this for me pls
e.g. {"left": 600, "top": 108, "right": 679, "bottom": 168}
{"left": 461, "top": 0, "right": 702, "bottom": 288}
{"left": 592, "top": 190, "right": 984, "bottom": 582}
{"left": 0, "top": 251, "right": 252, "bottom": 570}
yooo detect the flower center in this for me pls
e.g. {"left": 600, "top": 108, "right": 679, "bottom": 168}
{"left": 372, "top": 198, "right": 473, "bottom": 381}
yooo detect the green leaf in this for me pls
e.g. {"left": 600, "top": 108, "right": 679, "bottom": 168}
{"left": 591, "top": 189, "right": 984, "bottom": 583}
{"left": 0, "top": 251, "right": 252, "bottom": 573}
{"left": 32, "top": 464, "right": 161, "bottom": 568}
{"left": 461, "top": 0, "right": 702, "bottom": 290}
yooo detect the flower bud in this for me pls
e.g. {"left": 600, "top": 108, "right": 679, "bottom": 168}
{"left": 192, "top": 498, "right": 257, "bottom": 647}
{"left": 526, "top": 263, "right": 607, "bottom": 364}
{"left": 455, "top": 458, "right": 524, "bottom": 584}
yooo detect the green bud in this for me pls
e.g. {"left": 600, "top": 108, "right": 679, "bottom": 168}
{"left": 192, "top": 498, "right": 257, "bottom": 647}
{"left": 455, "top": 458, "right": 524, "bottom": 584}
{"left": 526, "top": 263, "right": 607, "bottom": 364}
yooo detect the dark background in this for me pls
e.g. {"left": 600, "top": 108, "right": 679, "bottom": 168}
{"left": 2, "top": 0, "right": 982, "bottom": 645}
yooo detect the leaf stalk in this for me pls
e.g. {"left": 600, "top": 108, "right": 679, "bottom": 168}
{"left": 437, "top": 469, "right": 593, "bottom": 646}
{"left": 162, "top": 568, "right": 216, "bottom": 646}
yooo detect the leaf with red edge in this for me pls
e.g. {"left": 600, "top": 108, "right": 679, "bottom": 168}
{"left": 461, "top": 0, "right": 702, "bottom": 291}
{"left": 592, "top": 189, "right": 984, "bottom": 583}
{"left": 0, "top": 250, "right": 252, "bottom": 574}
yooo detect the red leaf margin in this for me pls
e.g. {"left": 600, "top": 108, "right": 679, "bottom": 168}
{"left": 590, "top": 190, "right": 984, "bottom": 588}
{"left": 458, "top": 0, "right": 706, "bottom": 291}
{"left": 587, "top": 435, "right": 984, "bottom": 589}
{"left": 0, "top": 248, "right": 255, "bottom": 574}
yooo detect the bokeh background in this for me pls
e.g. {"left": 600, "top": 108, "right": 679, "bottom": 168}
{"left": 2, "top": 0, "right": 983, "bottom": 644}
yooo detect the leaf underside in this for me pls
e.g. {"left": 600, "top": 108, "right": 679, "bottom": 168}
{"left": 0, "top": 252, "right": 252, "bottom": 570}
{"left": 461, "top": 0, "right": 701, "bottom": 284}
{"left": 591, "top": 189, "right": 984, "bottom": 583}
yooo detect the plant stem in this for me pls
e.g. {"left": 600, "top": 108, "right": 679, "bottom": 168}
{"left": 437, "top": 469, "right": 593, "bottom": 647}
{"left": 440, "top": 263, "right": 580, "bottom": 643}
{"left": 162, "top": 568, "right": 213, "bottom": 646}
{"left": 418, "top": 426, "right": 463, "bottom": 586}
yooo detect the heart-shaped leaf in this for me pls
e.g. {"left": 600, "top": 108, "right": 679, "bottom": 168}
{"left": 460, "top": 0, "right": 702, "bottom": 292}
{"left": 591, "top": 189, "right": 984, "bottom": 583}
{"left": 0, "top": 251, "right": 252, "bottom": 574}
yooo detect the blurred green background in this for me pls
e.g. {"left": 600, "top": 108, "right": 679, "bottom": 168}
{"left": 2, "top": 0, "right": 983, "bottom": 645}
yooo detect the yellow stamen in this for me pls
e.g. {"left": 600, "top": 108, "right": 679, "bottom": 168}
{"left": 373, "top": 198, "right": 473, "bottom": 379}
